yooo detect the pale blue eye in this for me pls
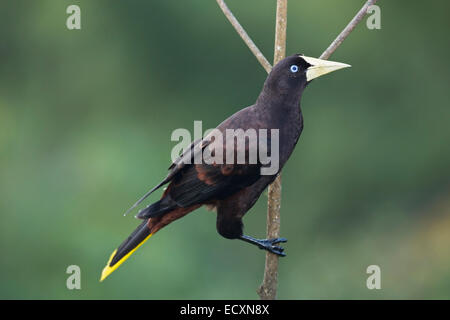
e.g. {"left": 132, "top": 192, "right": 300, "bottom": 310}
{"left": 290, "top": 65, "right": 299, "bottom": 73}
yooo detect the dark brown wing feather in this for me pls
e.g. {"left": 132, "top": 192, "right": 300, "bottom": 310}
{"left": 167, "top": 163, "right": 261, "bottom": 207}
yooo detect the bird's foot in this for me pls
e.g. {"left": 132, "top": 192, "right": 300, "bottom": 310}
{"left": 256, "top": 238, "right": 287, "bottom": 256}
{"left": 240, "top": 235, "right": 287, "bottom": 257}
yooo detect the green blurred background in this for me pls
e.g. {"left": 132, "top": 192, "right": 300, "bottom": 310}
{"left": 1, "top": 0, "right": 449, "bottom": 299}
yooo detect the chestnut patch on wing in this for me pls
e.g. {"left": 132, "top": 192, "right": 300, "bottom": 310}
{"left": 221, "top": 164, "right": 234, "bottom": 176}
{"left": 195, "top": 164, "right": 217, "bottom": 185}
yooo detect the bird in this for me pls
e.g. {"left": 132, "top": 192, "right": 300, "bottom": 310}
{"left": 100, "top": 54, "right": 350, "bottom": 281}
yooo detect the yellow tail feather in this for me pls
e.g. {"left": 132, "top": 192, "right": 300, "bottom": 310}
{"left": 100, "top": 233, "right": 153, "bottom": 282}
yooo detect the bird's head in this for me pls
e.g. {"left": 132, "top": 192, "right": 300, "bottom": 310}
{"left": 261, "top": 54, "right": 350, "bottom": 101}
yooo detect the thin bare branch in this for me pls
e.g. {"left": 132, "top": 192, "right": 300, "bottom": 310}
{"left": 216, "top": 0, "right": 272, "bottom": 73}
{"left": 257, "top": 0, "right": 287, "bottom": 301}
{"left": 273, "top": 0, "right": 287, "bottom": 65}
{"left": 320, "top": 0, "right": 379, "bottom": 60}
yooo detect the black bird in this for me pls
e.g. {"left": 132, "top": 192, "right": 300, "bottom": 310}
{"left": 101, "top": 54, "right": 350, "bottom": 281}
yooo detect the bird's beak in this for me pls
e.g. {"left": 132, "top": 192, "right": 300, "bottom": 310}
{"left": 301, "top": 55, "right": 351, "bottom": 82}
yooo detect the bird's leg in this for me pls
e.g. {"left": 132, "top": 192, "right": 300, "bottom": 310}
{"left": 239, "top": 235, "right": 287, "bottom": 256}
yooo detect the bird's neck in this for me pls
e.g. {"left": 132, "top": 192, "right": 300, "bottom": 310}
{"left": 256, "top": 89, "right": 302, "bottom": 112}
{"left": 255, "top": 88, "right": 304, "bottom": 170}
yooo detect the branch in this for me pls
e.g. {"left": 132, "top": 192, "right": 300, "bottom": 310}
{"left": 257, "top": 0, "right": 287, "bottom": 301}
{"left": 216, "top": 0, "right": 272, "bottom": 73}
{"left": 320, "top": 0, "right": 379, "bottom": 60}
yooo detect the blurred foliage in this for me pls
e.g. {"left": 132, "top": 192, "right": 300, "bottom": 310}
{"left": 0, "top": 0, "right": 449, "bottom": 299}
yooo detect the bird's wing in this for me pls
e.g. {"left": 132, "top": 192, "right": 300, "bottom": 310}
{"left": 137, "top": 130, "right": 269, "bottom": 218}
{"left": 126, "top": 104, "right": 269, "bottom": 216}
{"left": 167, "top": 162, "right": 262, "bottom": 208}
{"left": 166, "top": 122, "right": 271, "bottom": 207}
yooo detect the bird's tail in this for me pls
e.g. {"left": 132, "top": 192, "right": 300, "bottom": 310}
{"left": 101, "top": 196, "right": 179, "bottom": 281}
{"left": 100, "top": 220, "right": 153, "bottom": 282}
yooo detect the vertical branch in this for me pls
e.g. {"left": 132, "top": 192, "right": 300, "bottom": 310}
{"left": 257, "top": 0, "right": 287, "bottom": 301}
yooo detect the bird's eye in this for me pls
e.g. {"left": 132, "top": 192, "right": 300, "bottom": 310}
{"left": 290, "top": 65, "right": 299, "bottom": 73}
